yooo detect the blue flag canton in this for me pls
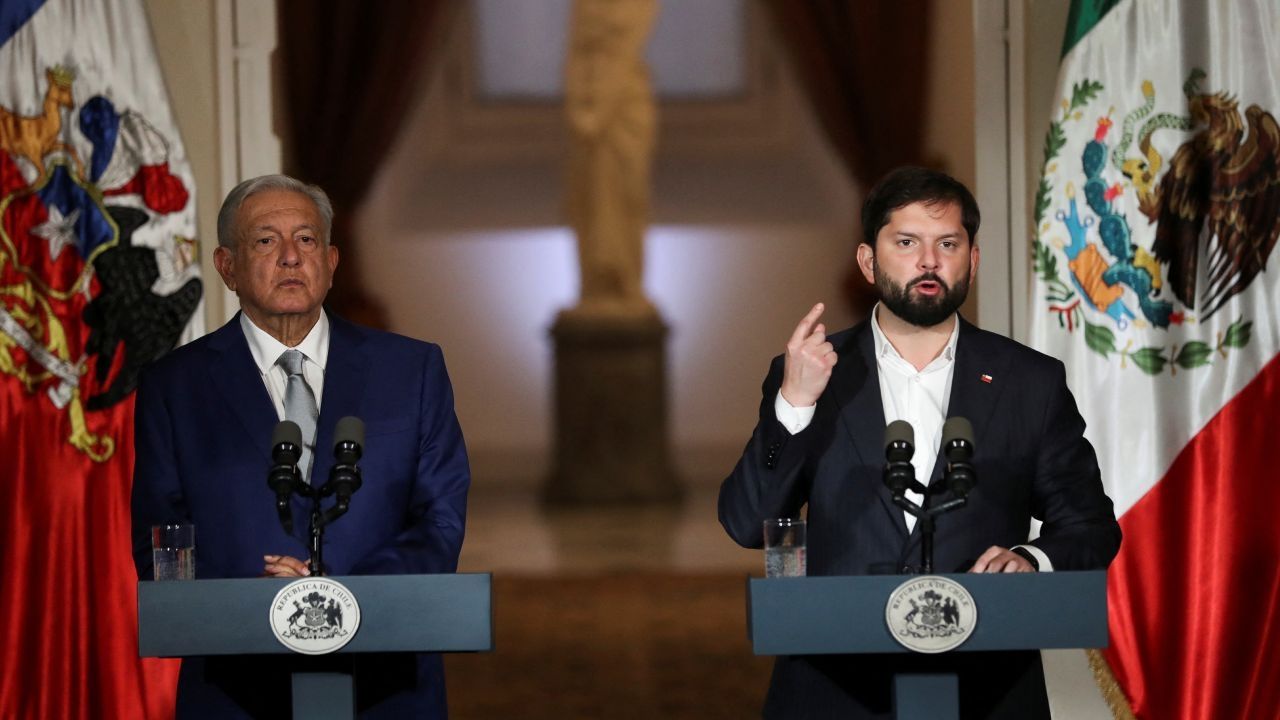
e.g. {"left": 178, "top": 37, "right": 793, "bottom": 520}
{"left": 0, "top": 0, "right": 44, "bottom": 48}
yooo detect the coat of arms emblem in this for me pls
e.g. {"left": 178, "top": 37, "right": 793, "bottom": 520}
{"left": 1033, "top": 69, "right": 1273, "bottom": 374}
{"left": 0, "top": 65, "right": 203, "bottom": 460}
{"left": 270, "top": 578, "right": 361, "bottom": 655}
{"left": 885, "top": 576, "right": 977, "bottom": 654}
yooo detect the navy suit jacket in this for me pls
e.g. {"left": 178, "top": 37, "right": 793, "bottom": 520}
{"left": 718, "top": 317, "right": 1121, "bottom": 719}
{"left": 132, "top": 311, "right": 470, "bottom": 718}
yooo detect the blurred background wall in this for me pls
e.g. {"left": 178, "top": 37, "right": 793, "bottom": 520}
{"left": 144, "top": 0, "right": 992, "bottom": 489}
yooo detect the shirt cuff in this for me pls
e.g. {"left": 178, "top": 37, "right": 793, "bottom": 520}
{"left": 774, "top": 391, "right": 816, "bottom": 435}
{"left": 1014, "top": 544, "right": 1053, "bottom": 572}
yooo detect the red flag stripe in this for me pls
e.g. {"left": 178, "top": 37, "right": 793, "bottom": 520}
{"left": 1103, "top": 350, "right": 1280, "bottom": 719}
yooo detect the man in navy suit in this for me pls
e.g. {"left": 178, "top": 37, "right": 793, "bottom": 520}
{"left": 132, "top": 174, "right": 469, "bottom": 718}
{"left": 719, "top": 167, "right": 1120, "bottom": 719}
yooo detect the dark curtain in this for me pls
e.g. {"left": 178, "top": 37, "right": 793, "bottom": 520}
{"left": 276, "top": 0, "right": 454, "bottom": 327}
{"left": 765, "top": 0, "right": 933, "bottom": 187}
{"left": 765, "top": 0, "right": 934, "bottom": 320}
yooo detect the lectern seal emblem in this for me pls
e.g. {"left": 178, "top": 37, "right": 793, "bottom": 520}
{"left": 885, "top": 576, "right": 976, "bottom": 654}
{"left": 269, "top": 577, "right": 362, "bottom": 655}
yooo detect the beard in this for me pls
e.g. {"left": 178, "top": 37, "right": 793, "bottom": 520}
{"left": 873, "top": 263, "right": 970, "bottom": 328}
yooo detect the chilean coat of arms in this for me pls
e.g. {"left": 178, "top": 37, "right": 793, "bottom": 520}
{"left": 0, "top": 65, "right": 202, "bottom": 459}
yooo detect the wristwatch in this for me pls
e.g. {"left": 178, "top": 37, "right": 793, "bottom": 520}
{"left": 1010, "top": 546, "right": 1040, "bottom": 571}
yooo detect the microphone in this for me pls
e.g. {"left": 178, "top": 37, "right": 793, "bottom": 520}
{"left": 883, "top": 420, "right": 916, "bottom": 495}
{"left": 941, "top": 416, "right": 976, "bottom": 497}
{"left": 323, "top": 416, "right": 364, "bottom": 524}
{"left": 333, "top": 416, "right": 364, "bottom": 469}
{"left": 268, "top": 421, "right": 303, "bottom": 533}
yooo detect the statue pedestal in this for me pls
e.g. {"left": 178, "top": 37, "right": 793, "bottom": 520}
{"left": 545, "top": 305, "right": 681, "bottom": 504}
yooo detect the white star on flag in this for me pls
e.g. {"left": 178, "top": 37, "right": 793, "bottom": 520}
{"left": 29, "top": 206, "right": 80, "bottom": 261}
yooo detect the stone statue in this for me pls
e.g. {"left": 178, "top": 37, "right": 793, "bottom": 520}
{"left": 564, "top": 0, "right": 658, "bottom": 315}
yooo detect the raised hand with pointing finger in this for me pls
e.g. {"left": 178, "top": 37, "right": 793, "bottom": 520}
{"left": 780, "top": 302, "right": 838, "bottom": 408}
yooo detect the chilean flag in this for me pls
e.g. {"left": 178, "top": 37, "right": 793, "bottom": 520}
{"left": 0, "top": 0, "right": 202, "bottom": 717}
{"left": 1030, "top": 0, "right": 1280, "bottom": 717}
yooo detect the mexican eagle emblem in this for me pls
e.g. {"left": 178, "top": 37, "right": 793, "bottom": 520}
{"left": 1033, "top": 70, "right": 1267, "bottom": 375}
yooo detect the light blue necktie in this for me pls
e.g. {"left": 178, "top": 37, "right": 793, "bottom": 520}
{"left": 277, "top": 349, "right": 317, "bottom": 482}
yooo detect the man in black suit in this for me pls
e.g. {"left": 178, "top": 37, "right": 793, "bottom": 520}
{"left": 718, "top": 167, "right": 1121, "bottom": 719}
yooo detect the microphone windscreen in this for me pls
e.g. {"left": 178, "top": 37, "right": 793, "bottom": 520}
{"left": 884, "top": 419, "right": 914, "bottom": 449}
{"left": 942, "top": 416, "right": 974, "bottom": 447}
{"left": 273, "top": 420, "right": 302, "bottom": 449}
{"left": 334, "top": 416, "right": 365, "bottom": 449}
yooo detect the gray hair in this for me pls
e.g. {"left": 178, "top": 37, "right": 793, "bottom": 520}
{"left": 216, "top": 174, "right": 335, "bottom": 248}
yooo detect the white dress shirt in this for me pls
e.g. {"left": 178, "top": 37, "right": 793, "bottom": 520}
{"left": 240, "top": 312, "right": 330, "bottom": 477}
{"left": 774, "top": 305, "right": 1051, "bottom": 570}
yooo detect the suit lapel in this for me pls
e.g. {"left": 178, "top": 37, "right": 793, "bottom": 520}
{"left": 207, "top": 314, "right": 277, "bottom": 465}
{"left": 311, "top": 312, "right": 370, "bottom": 484}
{"left": 944, "top": 318, "right": 1009, "bottom": 463}
{"left": 827, "top": 323, "right": 909, "bottom": 539}
{"left": 903, "top": 317, "right": 1011, "bottom": 552}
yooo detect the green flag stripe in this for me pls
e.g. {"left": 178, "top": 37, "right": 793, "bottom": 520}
{"left": 1061, "top": 0, "right": 1123, "bottom": 58}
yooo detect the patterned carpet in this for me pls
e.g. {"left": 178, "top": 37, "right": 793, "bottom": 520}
{"left": 446, "top": 572, "right": 772, "bottom": 719}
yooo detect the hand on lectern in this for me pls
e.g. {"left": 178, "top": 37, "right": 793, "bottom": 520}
{"left": 263, "top": 554, "right": 310, "bottom": 577}
{"left": 969, "top": 545, "right": 1035, "bottom": 573}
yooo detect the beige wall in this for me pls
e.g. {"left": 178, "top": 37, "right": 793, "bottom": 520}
{"left": 359, "top": 14, "right": 860, "bottom": 486}
{"left": 1023, "top": 0, "right": 1072, "bottom": 246}
{"left": 358, "top": 5, "right": 997, "bottom": 487}
{"left": 142, "top": 0, "right": 226, "bottom": 326}
{"left": 923, "top": 0, "right": 979, "bottom": 324}
{"left": 924, "top": 0, "right": 976, "bottom": 186}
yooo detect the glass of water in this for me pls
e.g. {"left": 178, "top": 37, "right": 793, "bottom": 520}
{"left": 763, "top": 518, "right": 806, "bottom": 577}
{"left": 151, "top": 524, "right": 195, "bottom": 580}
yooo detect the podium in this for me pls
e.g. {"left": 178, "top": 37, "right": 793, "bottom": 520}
{"left": 138, "top": 574, "right": 492, "bottom": 719}
{"left": 747, "top": 572, "right": 1107, "bottom": 720}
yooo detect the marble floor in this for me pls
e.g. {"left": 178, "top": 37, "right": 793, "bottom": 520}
{"left": 457, "top": 478, "right": 760, "bottom": 577}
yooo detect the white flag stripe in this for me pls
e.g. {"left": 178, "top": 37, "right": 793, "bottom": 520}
{"left": 1030, "top": 0, "right": 1280, "bottom": 517}
{"left": 0, "top": 0, "right": 201, "bottom": 314}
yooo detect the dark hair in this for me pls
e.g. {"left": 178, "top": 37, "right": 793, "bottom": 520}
{"left": 859, "top": 166, "right": 980, "bottom": 247}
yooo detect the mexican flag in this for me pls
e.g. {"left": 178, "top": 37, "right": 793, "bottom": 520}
{"left": 1030, "top": 1, "right": 1280, "bottom": 717}
{"left": 0, "top": 0, "right": 202, "bottom": 716}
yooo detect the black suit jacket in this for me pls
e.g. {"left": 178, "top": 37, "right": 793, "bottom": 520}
{"left": 718, "top": 317, "right": 1121, "bottom": 719}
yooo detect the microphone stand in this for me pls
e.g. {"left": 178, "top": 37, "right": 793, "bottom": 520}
{"left": 303, "top": 479, "right": 344, "bottom": 578}
{"left": 305, "top": 446, "right": 362, "bottom": 577}
{"left": 308, "top": 499, "right": 325, "bottom": 577}
{"left": 890, "top": 480, "right": 970, "bottom": 574}
{"left": 270, "top": 476, "right": 327, "bottom": 577}
{"left": 882, "top": 419, "right": 977, "bottom": 574}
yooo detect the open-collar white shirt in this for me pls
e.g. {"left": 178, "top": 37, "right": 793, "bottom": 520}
{"left": 866, "top": 306, "right": 959, "bottom": 532}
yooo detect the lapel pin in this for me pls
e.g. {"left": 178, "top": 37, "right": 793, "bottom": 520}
{"left": 980, "top": 374, "right": 993, "bottom": 384}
